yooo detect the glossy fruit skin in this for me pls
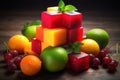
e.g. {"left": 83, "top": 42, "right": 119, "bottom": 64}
{"left": 98, "top": 48, "right": 108, "bottom": 62}
{"left": 8, "top": 34, "right": 29, "bottom": 53}
{"left": 86, "top": 28, "right": 109, "bottom": 49}
{"left": 91, "top": 57, "right": 101, "bottom": 69}
{"left": 4, "top": 52, "right": 13, "bottom": 62}
{"left": 89, "top": 54, "right": 95, "bottom": 64}
{"left": 14, "top": 55, "right": 23, "bottom": 69}
{"left": 20, "top": 55, "right": 42, "bottom": 76}
{"left": 102, "top": 55, "right": 112, "bottom": 68}
{"left": 80, "top": 39, "right": 100, "bottom": 56}
{"left": 9, "top": 50, "right": 19, "bottom": 57}
{"left": 108, "top": 60, "right": 118, "bottom": 72}
{"left": 7, "top": 62, "right": 17, "bottom": 73}
{"left": 40, "top": 46, "right": 68, "bottom": 72}
{"left": 22, "top": 26, "right": 37, "bottom": 41}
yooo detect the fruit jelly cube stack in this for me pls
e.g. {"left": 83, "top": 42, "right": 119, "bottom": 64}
{"left": 34, "top": 11, "right": 83, "bottom": 52}
{"left": 41, "top": 11, "right": 63, "bottom": 28}
{"left": 62, "top": 12, "right": 82, "bottom": 29}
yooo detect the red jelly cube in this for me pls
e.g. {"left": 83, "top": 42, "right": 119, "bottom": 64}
{"left": 41, "top": 11, "right": 63, "bottom": 28}
{"left": 32, "top": 38, "right": 41, "bottom": 54}
{"left": 67, "top": 27, "right": 83, "bottom": 44}
{"left": 66, "top": 52, "right": 89, "bottom": 73}
{"left": 62, "top": 12, "right": 82, "bottom": 29}
{"left": 77, "top": 27, "right": 83, "bottom": 41}
{"left": 67, "top": 28, "right": 78, "bottom": 44}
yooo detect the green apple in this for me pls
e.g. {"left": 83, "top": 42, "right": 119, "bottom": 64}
{"left": 40, "top": 46, "right": 68, "bottom": 72}
{"left": 22, "top": 25, "right": 37, "bottom": 41}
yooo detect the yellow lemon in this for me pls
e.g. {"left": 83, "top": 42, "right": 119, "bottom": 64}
{"left": 80, "top": 39, "right": 100, "bottom": 56}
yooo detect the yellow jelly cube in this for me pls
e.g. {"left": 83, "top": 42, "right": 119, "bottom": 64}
{"left": 41, "top": 42, "right": 51, "bottom": 51}
{"left": 43, "top": 28, "right": 67, "bottom": 46}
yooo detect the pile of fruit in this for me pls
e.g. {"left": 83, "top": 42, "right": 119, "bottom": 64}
{"left": 3, "top": 0, "right": 119, "bottom": 76}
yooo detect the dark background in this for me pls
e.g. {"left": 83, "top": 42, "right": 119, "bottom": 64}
{"left": 0, "top": 0, "right": 119, "bottom": 11}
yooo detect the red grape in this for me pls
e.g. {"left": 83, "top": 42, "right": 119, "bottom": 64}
{"left": 102, "top": 54, "right": 112, "bottom": 68}
{"left": 9, "top": 50, "right": 19, "bottom": 57}
{"left": 7, "top": 63, "right": 17, "bottom": 73}
{"left": 14, "top": 55, "right": 23, "bottom": 69}
{"left": 4, "top": 52, "right": 13, "bottom": 62}
{"left": 98, "top": 48, "right": 108, "bottom": 62}
{"left": 108, "top": 60, "right": 118, "bottom": 72}
{"left": 91, "top": 57, "right": 101, "bottom": 69}
{"left": 89, "top": 54, "right": 95, "bottom": 64}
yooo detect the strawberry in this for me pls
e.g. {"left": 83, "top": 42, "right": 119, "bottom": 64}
{"left": 66, "top": 52, "right": 89, "bottom": 73}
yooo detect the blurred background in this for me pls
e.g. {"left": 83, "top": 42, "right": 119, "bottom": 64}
{"left": 0, "top": 0, "right": 119, "bottom": 11}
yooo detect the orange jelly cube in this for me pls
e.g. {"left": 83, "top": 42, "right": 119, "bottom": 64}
{"left": 43, "top": 28, "right": 67, "bottom": 46}
{"left": 36, "top": 26, "right": 43, "bottom": 41}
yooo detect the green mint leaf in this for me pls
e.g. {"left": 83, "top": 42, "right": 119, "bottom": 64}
{"left": 58, "top": 0, "right": 65, "bottom": 12}
{"left": 66, "top": 47, "right": 73, "bottom": 54}
{"left": 73, "top": 47, "right": 80, "bottom": 53}
{"left": 72, "top": 42, "right": 83, "bottom": 53}
{"left": 31, "top": 20, "right": 41, "bottom": 26}
{"left": 63, "top": 42, "right": 83, "bottom": 54}
{"left": 64, "top": 5, "right": 77, "bottom": 12}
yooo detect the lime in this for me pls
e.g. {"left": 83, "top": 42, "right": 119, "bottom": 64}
{"left": 86, "top": 28, "right": 109, "bottom": 49}
{"left": 40, "top": 46, "right": 68, "bottom": 72}
{"left": 22, "top": 26, "right": 37, "bottom": 41}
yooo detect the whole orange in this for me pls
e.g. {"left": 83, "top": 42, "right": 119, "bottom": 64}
{"left": 20, "top": 55, "right": 42, "bottom": 76}
{"left": 80, "top": 39, "right": 100, "bottom": 56}
{"left": 24, "top": 42, "right": 39, "bottom": 56}
{"left": 8, "top": 34, "right": 29, "bottom": 53}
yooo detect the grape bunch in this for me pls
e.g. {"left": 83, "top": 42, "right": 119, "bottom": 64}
{"left": 89, "top": 48, "right": 119, "bottom": 72}
{"left": 4, "top": 50, "right": 24, "bottom": 73}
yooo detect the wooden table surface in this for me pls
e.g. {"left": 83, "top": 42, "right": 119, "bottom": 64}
{"left": 0, "top": 9, "right": 120, "bottom": 80}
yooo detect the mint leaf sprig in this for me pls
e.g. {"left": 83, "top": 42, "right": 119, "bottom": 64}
{"left": 63, "top": 42, "right": 83, "bottom": 54}
{"left": 58, "top": 0, "right": 77, "bottom": 12}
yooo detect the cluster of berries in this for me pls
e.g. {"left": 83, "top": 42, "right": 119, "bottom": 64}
{"left": 4, "top": 50, "right": 24, "bottom": 73}
{"left": 89, "top": 48, "right": 118, "bottom": 72}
